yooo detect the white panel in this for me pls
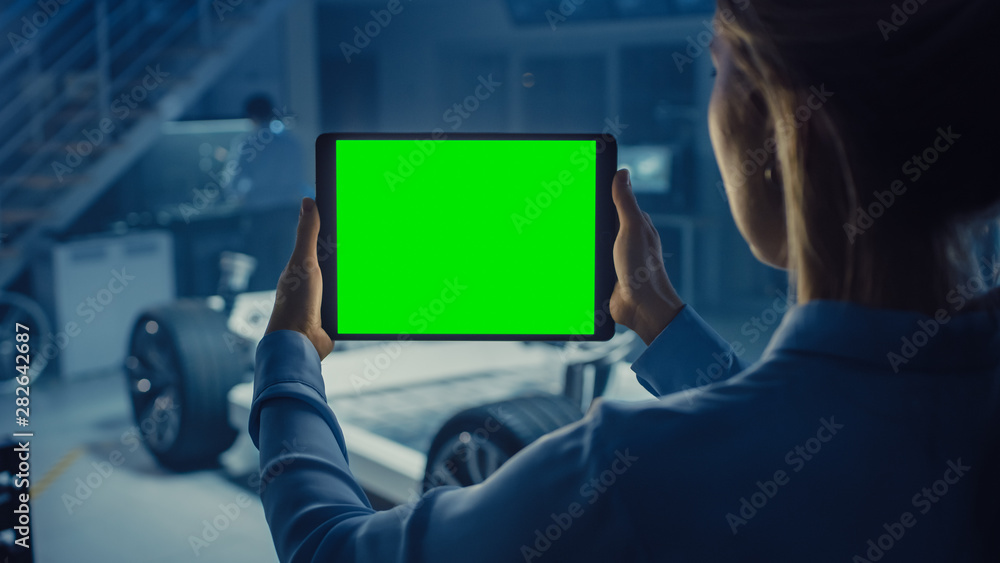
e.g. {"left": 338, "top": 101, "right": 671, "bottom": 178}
{"left": 48, "top": 230, "right": 176, "bottom": 379}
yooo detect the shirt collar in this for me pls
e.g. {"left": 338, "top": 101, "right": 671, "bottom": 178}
{"left": 761, "top": 298, "right": 1000, "bottom": 373}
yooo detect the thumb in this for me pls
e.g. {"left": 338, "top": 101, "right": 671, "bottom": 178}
{"left": 267, "top": 196, "right": 333, "bottom": 358}
{"left": 611, "top": 169, "right": 642, "bottom": 228}
{"left": 290, "top": 197, "right": 320, "bottom": 269}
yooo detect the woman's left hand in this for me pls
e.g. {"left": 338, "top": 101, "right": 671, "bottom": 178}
{"left": 264, "top": 197, "right": 335, "bottom": 359}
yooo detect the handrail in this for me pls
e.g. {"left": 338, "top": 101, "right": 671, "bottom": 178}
{"left": 0, "top": 29, "right": 97, "bottom": 174}
{"left": 0, "top": 8, "right": 95, "bottom": 132}
{"left": 0, "top": 0, "right": 92, "bottom": 77}
{"left": 0, "top": 1, "right": 197, "bottom": 197}
{"left": 0, "top": 0, "right": 297, "bottom": 290}
{"left": 0, "top": 0, "right": 50, "bottom": 30}
{"left": 110, "top": 4, "right": 197, "bottom": 93}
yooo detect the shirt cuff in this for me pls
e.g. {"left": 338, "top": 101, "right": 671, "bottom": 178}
{"left": 248, "top": 330, "right": 344, "bottom": 457}
{"left": 629, "top": 305, "right": 743, "bottom": 397}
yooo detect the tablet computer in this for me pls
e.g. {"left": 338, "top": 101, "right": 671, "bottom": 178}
{"left": 315, "top": 132, "right": 618, "bottom": 341}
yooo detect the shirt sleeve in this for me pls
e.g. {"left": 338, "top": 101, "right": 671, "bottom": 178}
{"left": 628, "top": 305, "right": 747, "bottom": 398}
{"left": 249, "top": 330, "right": 645, "bottom": 563}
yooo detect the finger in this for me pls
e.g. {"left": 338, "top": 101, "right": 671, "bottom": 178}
{"left": 289, "top": 197, "right": 321, "bottom": 271}
{"left": 611, "top": 169, "right": 642, "bottom": 228}
{"left": 641, "top": 210, "right": 653, "bottom": 228}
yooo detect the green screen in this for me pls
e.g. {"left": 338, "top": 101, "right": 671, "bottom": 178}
{"left": 335, "top": 138, "right": 596, "bottom": 335}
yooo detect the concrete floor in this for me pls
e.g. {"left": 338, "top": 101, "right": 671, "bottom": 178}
{"left": 2, "top": 303, "right": 777, "bottom": 562}
{"left": 3, "top": 369, "right": 279, "bottom": 563}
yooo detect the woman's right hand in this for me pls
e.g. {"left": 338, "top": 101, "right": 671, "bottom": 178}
{"left": 609, "top": 169, "right": 685, "bottom": 345}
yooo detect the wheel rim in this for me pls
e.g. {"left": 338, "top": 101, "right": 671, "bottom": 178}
{"left": 141, "top": 387, "right": 181, "bottom": 452}
{"left": 426, "top": 433, "right": 511, "bottom": 488}
{"left": 125, "top": 319, "right": 183, "bottom": 454}
{"left": 0, "top": 292, "right": 53, "bottom": 387}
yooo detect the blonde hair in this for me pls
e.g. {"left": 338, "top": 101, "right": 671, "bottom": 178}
{"left": 715, "top": 0, "right": 1000, "bottom": 314}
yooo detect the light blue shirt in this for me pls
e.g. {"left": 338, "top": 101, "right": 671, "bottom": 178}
{"left": 249, "top": 300, "right": 1000, "bottom": 562}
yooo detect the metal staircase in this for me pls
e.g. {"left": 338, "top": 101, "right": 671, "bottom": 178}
{"left": 0, "top": 0, "right": 299, "bottom": 289}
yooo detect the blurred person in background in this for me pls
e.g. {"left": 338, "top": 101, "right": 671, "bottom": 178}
{"left": 250, "top": 1, "right": 1000, "bottom": 561}
{"left": 225, "top": 94, "right": 309, "bottom": 291}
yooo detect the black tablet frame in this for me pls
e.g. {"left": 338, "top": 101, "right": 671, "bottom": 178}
{"left": 315, "top": 132, "right": 618, "bottom": 342}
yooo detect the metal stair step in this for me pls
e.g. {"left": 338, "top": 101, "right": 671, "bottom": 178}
{"left": 0, "top": 173, "right": 87, "bottom": 191}
{"left": 0, "top": 207, "right": 50, "bottom": 227}
{"left": 0, "top": 0, "right": 301, "bottom": 289}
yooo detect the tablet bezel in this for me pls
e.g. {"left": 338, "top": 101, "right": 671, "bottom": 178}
{"left": 315, "top": 132, "right": 618, "bottom": 342}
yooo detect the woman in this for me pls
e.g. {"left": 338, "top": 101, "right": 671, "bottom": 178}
{"left": 251, "top": 0, "right": 1000, "bottom": 560}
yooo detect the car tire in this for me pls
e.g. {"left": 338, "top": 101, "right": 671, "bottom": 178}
{"left": 422, "top": 393, "right": 584, "bottom": 492}
{"left": 0, "top": 292, "right": 52, "bottom": 391}
{"left": 124, "top": 300, "right": 251, "bottom": 471}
